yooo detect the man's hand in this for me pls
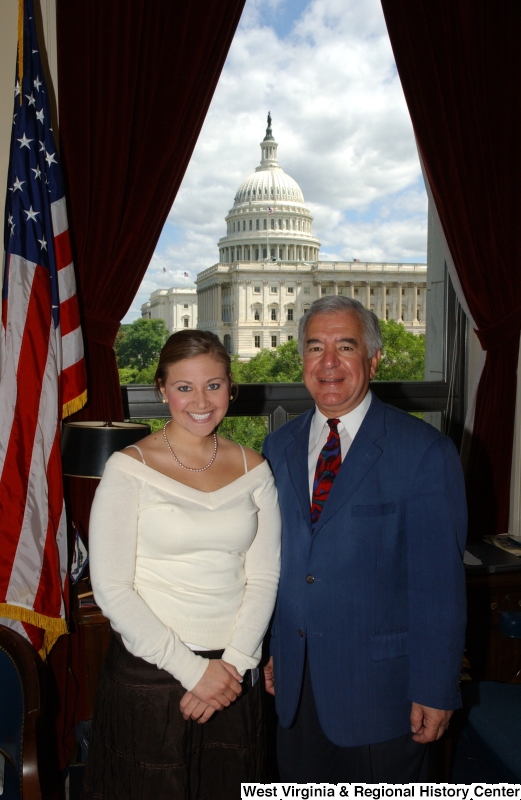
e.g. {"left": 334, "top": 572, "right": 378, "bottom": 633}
{"left": 264, "top": 656, "right": 275, "bottom": 696}
{"left": 189, "top": 659, "right": 243, "bottom": 711}
{"left": 410, "top": 703, "right": 452, "bottom": 743}
{"left": 179, "top": 691, "right": 216, "bottom": 724}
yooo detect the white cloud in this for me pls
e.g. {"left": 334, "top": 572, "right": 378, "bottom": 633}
{"left": 124, "top": 0, "right": 426, "bottom": 322}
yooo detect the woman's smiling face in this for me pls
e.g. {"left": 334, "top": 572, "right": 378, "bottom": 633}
{"left": 160, "top": 354, "right": 230, "bottom": 436}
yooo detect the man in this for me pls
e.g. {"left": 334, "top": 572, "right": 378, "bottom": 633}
{"left": 262, "top": 296, "right": 467, "bottom": 783}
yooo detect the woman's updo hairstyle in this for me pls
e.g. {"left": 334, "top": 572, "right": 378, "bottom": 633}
{"left": 154, "top": 329, "right": 232, "bottom": 393}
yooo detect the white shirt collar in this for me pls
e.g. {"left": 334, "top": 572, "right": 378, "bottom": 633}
{"left": 310, "top": 389, "right": 373, "bottom": 446}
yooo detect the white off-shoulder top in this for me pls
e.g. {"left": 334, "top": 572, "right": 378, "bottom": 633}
{"left": 88, "top": 452, "right": 281, "bottom": 692}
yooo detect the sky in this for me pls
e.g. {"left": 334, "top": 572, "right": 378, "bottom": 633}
{"left": 123, "top": 0, "right": 427, "bottom": 322}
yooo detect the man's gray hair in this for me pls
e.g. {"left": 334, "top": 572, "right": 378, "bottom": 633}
{"left": 298, "top": 296, "right": 382, "bottom": 358}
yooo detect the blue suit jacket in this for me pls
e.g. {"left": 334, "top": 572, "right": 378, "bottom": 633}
{"left": 262, "top": 394, "right": 467, "bottom": 748}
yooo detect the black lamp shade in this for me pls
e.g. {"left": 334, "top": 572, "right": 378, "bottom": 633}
{"left": 61, "top": 421, "right": 151, "bottom": 478}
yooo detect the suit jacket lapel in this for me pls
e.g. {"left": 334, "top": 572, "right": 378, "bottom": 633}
{"left": 284, "top": 408, "right": 314, "bottom": 526}
{"left": 312, "top": 394, "right": 387, "bottom": 536}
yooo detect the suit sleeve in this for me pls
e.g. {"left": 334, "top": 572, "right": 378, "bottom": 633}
{"left": 406, "top": 435, "right": 467, "bottom": 710}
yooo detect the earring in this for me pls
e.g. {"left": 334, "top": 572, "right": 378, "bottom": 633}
{"left": 162, "top": 396, "right": 168, "bottom": 404}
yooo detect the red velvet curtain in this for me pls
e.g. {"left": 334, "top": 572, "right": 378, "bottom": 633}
{"left": 57, "top": 0, "right": 245, "bottom": 421}
{"left": 51, "top": 0, "right": 246, "bottom": 767}
{"left": 380, "top": 0, "right": 521, "bottom": 537}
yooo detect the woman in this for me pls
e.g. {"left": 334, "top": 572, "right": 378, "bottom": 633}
{"left": 82, "top": 330, "right": 281, "bottom": 800}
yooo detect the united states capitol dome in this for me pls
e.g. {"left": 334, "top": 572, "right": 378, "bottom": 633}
{"left": 218, "top": 114, "right": 320, "bottom": 265}
{"left": 232, "top": 115, "right": 305, "bottom": 207}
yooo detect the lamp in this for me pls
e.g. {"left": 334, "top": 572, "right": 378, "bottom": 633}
{"left": 61, "top": 421, "right": 151, "bottom": 479}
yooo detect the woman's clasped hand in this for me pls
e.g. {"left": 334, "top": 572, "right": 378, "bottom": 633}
{"left": 180, "top": 659, "right": 244, "bottom": 722}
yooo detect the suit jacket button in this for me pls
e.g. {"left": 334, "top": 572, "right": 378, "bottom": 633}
{"left": 306, "top": 575, "right": 315, "bottom": 583}
{"left": 297, "top": 629, "right": 304, "bottom": 637}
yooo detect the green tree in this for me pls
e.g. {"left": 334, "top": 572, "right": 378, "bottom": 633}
{"left": 376, "top": 319, "right": 425, "bottom": 381}
{"left": 115, "top": 318, "right": 169, "bottom": 371}
{"left": 117, "top": 366, "right": 140, "bottom": 384}
{"left": 232, "top": 339, "right": 303, "bottom": 383}
{"left": 218, "top": 417, "right": 268, "bottom": 452}
{"left": 117, "top": 364, "right": 158, "bottom": 385}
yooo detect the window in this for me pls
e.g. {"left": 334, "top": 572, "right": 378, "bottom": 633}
{"left": 249, "top": 220, "right": 252, "bottom": 230}
{"left": 271, "top": 308, "right": 277, "bottom": 320}
{"left": 279, "top": 248, "right": 283, "bottom": 259}
{"left": 270, "top": 286, "right": 278, "bottom": 294}
{"left": 321, "top": 287, "right": 327, "bottom": 295}
{"left": 271, "top": 335, "right": 277, "bottom": 348}
{"left": 223, "top": 334, "right": 232, "bottom": 354}
{"left": 370, "top": 288, "right": 374, "bottom": 295}
{"left": 255, "top": 248, "right": 259, "bottom": 261}
{"left": 264, "top": 219, "right": 267, "bottom": 230}
{"left": 286, "top": 220, "right": 290, "bottom": 229}
{"left": 183, "top": 304, "right": 189, "bottom": 308}
{"left": 263, "top": 248, "right": 267, "bottom": 259}
{"left": 288, "top": 335, "right": 294, "bottom": 341}
{"left": 253, "top": 286, "right": 261, "bottom": 294}
{"left": 386, "top": 308, "right": 390, "bottom": 320}
{"left": 287, "top": 286, "right": 294, "bottom": 294}
{"left": 354, "top": 289, "right": 359, "bottom": 295}
{"left": 233, "top": 222, "right": 235, "bottom": 232}
{"left": 254, "top": 336, "right": 261, "bottom": 348}
{"left": 287, "top": 308, "right": 294, "bottom": 321}
{"left": 402, "top": 289, "right": 405, "bottom": 295}
{"left": 243, "top": 221, "right": 246, "bottom": 231}
{"left": 304, "top": 287, "right": 311, "bottom": 294}
{"left": 254, "top": 309, "right": 260, "bottom": 321}
{"left": 256, "top": 219, "right": 260, "bottom": 230}
{"left": 278, "top": 219, "right": 283, "bottom": 229}
{"left": 271, "top": 219, "right": 275, "bottom": 230}
{"left": 417, "top": 288, "right": 421, "bottom": 295}
{"left": 271, "top": 248, "right": 276, "bottom": 259}
{"left": 386, "top": 289, "right": 389, "bottom": 295}
{"left": 338, "top": 288, "right": 343, "bottom": 295}
{"left": 183, "top": 318, "right": 189, "bottom": 328}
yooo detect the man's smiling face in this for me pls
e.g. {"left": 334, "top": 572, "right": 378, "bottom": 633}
{"left": 302, "top": 310, "right": 381, "bottom": 417}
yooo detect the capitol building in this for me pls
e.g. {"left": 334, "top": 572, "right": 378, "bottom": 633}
{"left": 143, "top": 116, "right": 426, "bottom": 359}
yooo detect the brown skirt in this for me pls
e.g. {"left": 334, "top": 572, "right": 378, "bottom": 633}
{"left": 81, "top": 633, "right": 265, "bottom": 800}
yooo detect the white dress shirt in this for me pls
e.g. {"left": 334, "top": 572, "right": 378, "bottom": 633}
{"left": 308, "top": 390, "right": 373, "bottom": 500}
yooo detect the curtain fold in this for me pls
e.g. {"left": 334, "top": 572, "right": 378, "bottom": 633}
{"left": 57, "top": 0, "right": 246, "bottom": 421}
{"left": 53, "top": 0, "right": 246, "bottom": 766}
{"left": 380, "top": 0, "right": 521, "bottom": 537}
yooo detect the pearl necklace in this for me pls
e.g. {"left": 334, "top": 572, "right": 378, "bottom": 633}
{"left": 162, "top": 422, "right": 218, "bottom": 472}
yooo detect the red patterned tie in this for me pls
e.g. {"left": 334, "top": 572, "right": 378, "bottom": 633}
{"left": 310, "top": 418, "right": 341, "bottom": 531}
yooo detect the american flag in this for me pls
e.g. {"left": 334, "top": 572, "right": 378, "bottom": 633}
{"left": 0, "top": 0, "right": 86, "bottom": 656}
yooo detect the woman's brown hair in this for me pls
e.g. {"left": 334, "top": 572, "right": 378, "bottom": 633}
{"left": 154, "top": 329, "right": 232, "bottom": 392}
